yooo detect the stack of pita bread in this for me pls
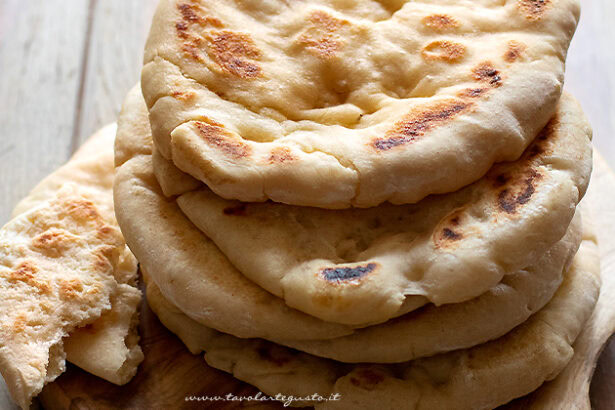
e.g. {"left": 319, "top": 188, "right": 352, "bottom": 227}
{"left": 0, "top": 0, "right": 604, "bottom": 408}
{"left": 115, "top": 0, "right": 600, "bottom": 407}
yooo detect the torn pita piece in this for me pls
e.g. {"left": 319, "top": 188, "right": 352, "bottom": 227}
{"left": 0, "top": 124, "right": 142, "bottom": 409}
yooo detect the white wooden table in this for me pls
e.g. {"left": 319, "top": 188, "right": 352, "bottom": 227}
{"left": 0, "top": 1, "right": 614, "bottom": 409}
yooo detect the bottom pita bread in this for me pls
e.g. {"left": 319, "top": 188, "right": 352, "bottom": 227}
{"left": 144, "top": 234, "right": 600, "bottom": 409}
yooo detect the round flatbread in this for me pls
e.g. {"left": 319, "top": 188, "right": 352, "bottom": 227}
{"left": 279, "top": 212, "right": 582, "bottom": 362}
{"left": 144, "top": 234, "right": 601, "bottom": 410}
{"left": 142, "top": 0, "right": 580, "bottom": 208}
{"left": 161, "top": 92, "right": 592, "bottom": 325}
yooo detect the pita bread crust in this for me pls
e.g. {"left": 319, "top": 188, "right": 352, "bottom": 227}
{"left": 142, "top": 0, "right": 580, "bottom": 208}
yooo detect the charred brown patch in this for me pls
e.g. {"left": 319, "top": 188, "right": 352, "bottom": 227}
{"left": 204, "top": 30, "right": 262, "bottom": 78}
{"left": 4, "top": 261, "right": 51, "bottom": 294}
{"left": 65, "top": 199, "right": 100, "bottom": 222}
{"left": 457, "top": 88, "right": 488, "bottom": 99}
{"left": 257, "top": 345, "right": 293, "bottom": 367}
{"left": 181, "top": 37, "right": 206, "bottom": 62}
{"left": 193, "top": 120, "right": 251, "bottom": 159}
{"left": 498, "top": 169, "right": 542, "bottom": 214}
{"left": 177, "top": 3, "right": 223, "bottom": 28}
{"left": 96, "top": 225, "right": 118, "bottom": 242}
{"left": 373, "top": 100, "right": 471, "bottom": 150}
{"left": 473, "top": 62, "right": 503, "bottom": 87}
{"left": 518, "top": 0, "right": 551, "bottom": 20}
{"left": 442, "top": 228, "right": 462, "bottom": 240}
{"left": 421, "top": 41, "right": 466, "bottom": 63}
{"left": 12, "top": 314, "right": 27, "bottom": 334}
{"left": 434, "top": 209, "right": 467, "bottom": 248}
{"left": 298, "top": 10, "right": 349, "bottom": 59}
{"left": 268, "top": 146, "right": 296, "bottom": 164}
{"left": 504, "top": 40, "right": 527, "bottom": 62}
{"left": 31, "top": 229, "right": 74, "bottom": 256}
{"left": 223, "top": 204, "right": 247, "bottom": 216}
{"left": 171, "top": 90, "right": 196, "bottom": 102}
{"left": 58, "top": 278, "right": 84, "bottom": 300}
{"left": 350, "top": 368, "right": 386, "bottom": 391}
{"left": 422, "top": 14, "right": 460, "bottom": 30}
{"left": 176, "top": 21, "right": 189, "bottom": 39}
{"left": 321, "top": 263, "right": 377, "bottom": 284}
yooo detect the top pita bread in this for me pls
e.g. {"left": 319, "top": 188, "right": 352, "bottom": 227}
{"left": 142, "top": 0, "right": 580, "bottom": 208}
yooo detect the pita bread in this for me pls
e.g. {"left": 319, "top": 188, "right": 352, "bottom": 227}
{"left": 150, "top": 91, "right": 592, "bottom": 325}
{"left": 503, "top": 152, "right": 615, "bottom": 409}
{"left": 279, "top": 211, "right": 582, "bottom": 363}
{"left": 1, "top": 125, "right": 143, "bottom": 409}
{"left": 142, "top": 0, "right": 580, "bottom": 208}
{"left": 144, "top": 234, "right": 600, "bottom": 409}
{"left": 0, "top": 186, "right": 123, "bottom": 409}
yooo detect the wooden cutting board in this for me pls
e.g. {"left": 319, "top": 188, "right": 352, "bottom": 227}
{"left": 39, "top": 152, "right": 615, "bottom": 410}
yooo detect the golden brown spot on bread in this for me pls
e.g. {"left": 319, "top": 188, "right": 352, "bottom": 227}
{"left": 171, "top": 90, "right": 196, "bottom": 101}
{"left": 193, "top": 120, "right": 251, "bottom": 159}
{"left": 422, "top": 14, "right": 460, "bottom": 30}
{"left": 298, "top": 10, "right": 350, "bottom": 59}
{"left": 268, "top": 147, "right": 296, "bottom": 164}
{"left": 457, "top": 88, "right": 488, "bottom": 99}
{"left": 373, "top": 100, "right": 471, "bottom": 150}
{"left": 498, "top": 169, "right": 542, "bottom": 214}
{"left": 5, "top": 261, "right": 51, "bottom": 294}
{"left": 31, "top": 229, "right": 75, "bottom": 257}
{"left": 12, "top": 314, "right": 27, "bottom": 334}
{"left": 58, "top": 278, "right": 84, "bottom": 300}
{"left": 204, "top": 30, "right": 262, "bottom": 78}
{"left": 178, "top": 3, "right": 203, "bottom": 25}
{"left": 473, "top": 62, "right": 503, "bottom": 87}
{"left": 321, "top": 263, "right": 378, "bottom": 284}
{"left": 177, "top": 3, "right": 223, "bottom": 28}
{"left": 504, "top": 40, "right": 527, "bottom": 62}
{"left": 350, "top": 368, "right": 386, "bottom": 390}
{"left": 65, "top": 199, "right": 100, "bottom": 222}
{"left": 518, "top": 0, "right": 551, "bottom": 20}
{"left": 421, "top": 41, "right": 466, "bottom": 62}
{"left": 96, "top": 225, "right": 118, "bottom": 242}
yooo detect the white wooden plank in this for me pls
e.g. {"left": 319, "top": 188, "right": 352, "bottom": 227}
{"left": 0, "top": 0, "right": 91, "bottom": 225}
{"left": 565, "top": 1, "right": 615, "bottom": 164}
{"left": 73, "top": 0, "right": 159, "bottom": 148}
{"left": 0, "top": 1, "right": 91, "bottom": 408}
